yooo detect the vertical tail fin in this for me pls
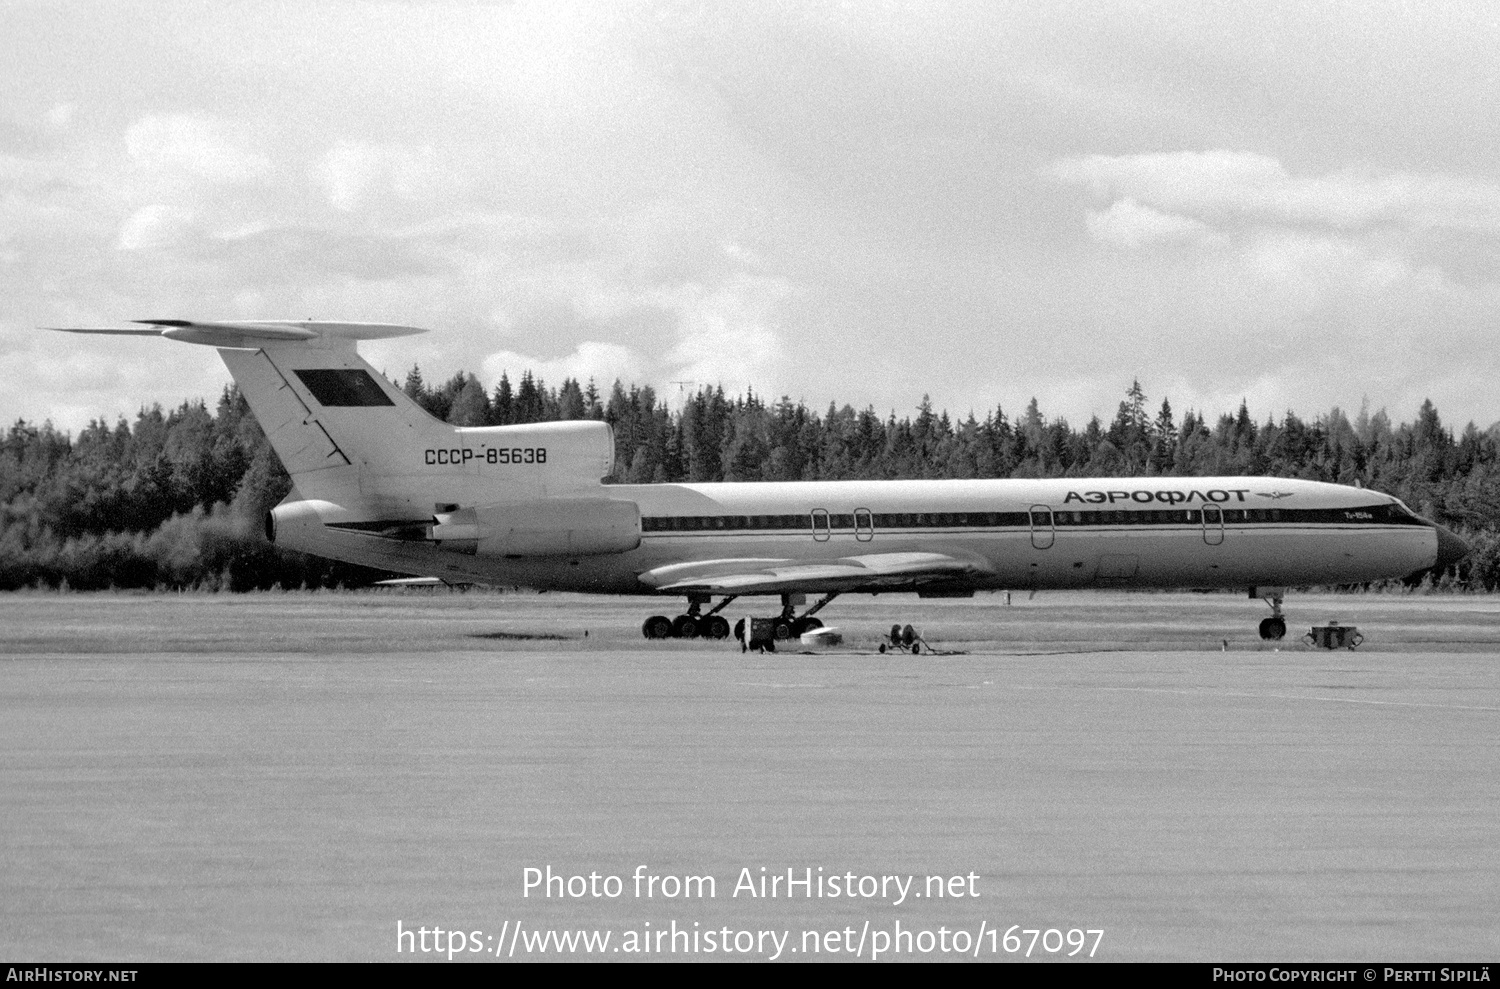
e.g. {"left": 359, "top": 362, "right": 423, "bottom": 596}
{"left": 219, "top": 339, "right": 447, "bottom": 506}
{"left": 220, "top": 332, "right": 614, "bottom": 516}
{"left": 51, "top": 320, "right": 615, "bottom": 519}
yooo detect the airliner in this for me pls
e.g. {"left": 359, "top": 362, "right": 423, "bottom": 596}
{"left": 54, "top": 320, "right": 1469, "bottom": 643}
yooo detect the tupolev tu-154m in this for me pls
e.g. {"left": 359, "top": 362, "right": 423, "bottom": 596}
{"left": 53, "top": 320, "right": 1470, "bottom": 643}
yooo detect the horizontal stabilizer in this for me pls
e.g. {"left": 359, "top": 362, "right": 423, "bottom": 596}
{"left": 45, "top": 327, "right": 164, "bottom": 335}
{"left": 48, "top": 319, "right": 429, "bottom": 348}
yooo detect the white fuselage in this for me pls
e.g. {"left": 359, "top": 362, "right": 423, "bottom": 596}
{"left": 276, "top": 475, "right": 1441, "bottom": 597}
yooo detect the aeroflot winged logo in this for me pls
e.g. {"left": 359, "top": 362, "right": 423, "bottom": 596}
{"left": 1256, "top": 490, "right": 1295, "bottom": 500}
{"left": 1064, "top": 488, "right": 1252, "bottom": 505}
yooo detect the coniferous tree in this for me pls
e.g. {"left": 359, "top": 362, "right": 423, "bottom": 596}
{"left": 491, "top": 372, "right": 514, "bottom": 425}
{"left": 3, "top": 366, "right": 1497, "bottom": 590}
{"left": 448, "top": 375, "right": 491, "bottom": 426}
{"left": 1150, "top": 398, "right": 1176, "bottom": 474}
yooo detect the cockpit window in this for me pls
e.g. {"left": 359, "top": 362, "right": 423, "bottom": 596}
{"left": 1389, "top": 500, "right": 1425, "bottom": 523}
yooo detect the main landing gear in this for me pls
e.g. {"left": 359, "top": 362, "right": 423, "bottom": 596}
{"left": 642, "top": 595, "right": 735, "bottom": 640}
{"left": 641, "top": 593, "right": 839, "bottom": 642}
{"left": 1255, "top": 587, "right": 1288, "bottom": 641}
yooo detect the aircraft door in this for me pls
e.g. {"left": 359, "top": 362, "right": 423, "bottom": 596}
{"left": 1202, "top": 504, "right": 1225, "bottom": 545}
{"left": 811, "top": 508, "right": 831, "bottom": 542}
{"left": 1029, "top": 504, "right": 1055, "bottom": 549}
{"left": 854, "top": 508, "right": 875, "bottom": 542}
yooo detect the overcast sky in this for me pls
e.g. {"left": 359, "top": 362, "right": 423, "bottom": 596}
{"left": 5, "top": 0, "right": 1500, "bottom": 435}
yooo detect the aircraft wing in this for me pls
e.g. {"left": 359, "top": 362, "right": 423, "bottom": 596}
{"left": 638, "top": 551, "right": 993, "bottom": 595}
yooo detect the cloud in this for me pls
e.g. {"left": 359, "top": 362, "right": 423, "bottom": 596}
{"left": 482, "top": 341, "right": 647, "bottom": 390}
{"left": 115, "top": 203, "right": 196, "bottom": 251}
{"left": 13, "top": 5, "right": 1500, "bottom": 436}
{"left": 124, "top": 114, "right": 271, "bottom": 184}
{"left": 474, "top": 273, "right": 792, "bottom": 398}
{"left": 649, "top": 277, "right": 790, "bottom": 395}
{"left": 1050, "top": 150, "right": 1500, "bottom": 234}
{"left": 316, "top": 140, "right": 449, "bottom": 213}
{"left": 1239, "top": 230, "right": 1443, "bottom": 297}
{"left": 46, "top": 102, "right": 75, "bottom": 131}
{"left": 1084, "top": 198, "right": 1211, "bottom": 248}
{"left": 200, "top": 224, "right": 449, "bottom": 281}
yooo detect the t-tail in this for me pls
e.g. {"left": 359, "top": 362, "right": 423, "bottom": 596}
{"left": 49, "top": 320, "right": 627, "bottom": 568}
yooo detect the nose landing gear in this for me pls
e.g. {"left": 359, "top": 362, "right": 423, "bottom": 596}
{"left": 1254, "top": 587, "right": 1288, "bottom": 641}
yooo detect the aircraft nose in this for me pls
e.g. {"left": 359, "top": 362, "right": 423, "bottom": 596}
{"left": 1434, "top": 525, "right": 1471, "bottom": 572}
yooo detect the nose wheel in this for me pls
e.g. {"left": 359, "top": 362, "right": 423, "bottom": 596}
{"left": 1255, "top": 588, "right": 1287, "bottom": 641}
{"left": 1258, "top": 616, "right": 1287, "bottom": 641}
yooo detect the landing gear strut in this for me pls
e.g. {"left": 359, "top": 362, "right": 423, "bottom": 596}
{"left": 643, "top": 593, "right": 839, "bottom": 644}
{"left": 1255, "top": 587, "right": 1288, "bottom": 641}
{"left": 642, "top": 595, "right": 737, "bottom": 640}
{"left": 771, "top": 593, "right": 837, "bottom": 640}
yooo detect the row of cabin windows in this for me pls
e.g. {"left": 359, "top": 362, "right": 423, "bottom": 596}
{"left": 639, "top": 506, "right": 1407, "bottom": 532}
